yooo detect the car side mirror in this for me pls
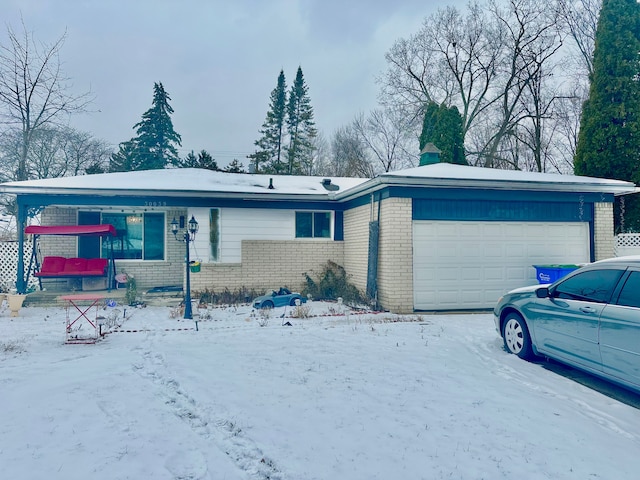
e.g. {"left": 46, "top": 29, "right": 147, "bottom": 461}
{"left": 536, "top": 287, "right": 550, "bottom": 299}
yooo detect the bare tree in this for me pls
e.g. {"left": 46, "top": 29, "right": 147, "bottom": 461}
{"left": 557, "top": 0, "right": 601, "bottom": 78}
{"left": 326, "top": 126, "right": 374, "bottom": 178}
{"left": 472, "top": 0, "right": 564, "bottom": 168}
{"left": 379, "top": 0, "right": 584, "bottom": 172}
{"left": 0, "top": 20, "right": 92, "bottom": 182}
{"left": 61, "top": 128, "right": 111, "bottom": 175}
{"left": 0, "top": 126, "right": 110, "bottom": 181}
{"left": 353, "top": 109, "right": 418, "bottom": 174}
{"left": 425, "top": 2, "right": 506, "bottom": 137}
{"left": 546, "top": 82, "right": 588, "bottom": 173}
{"left": 304, "top": 132, "right": 329, "bottom": 176}
{"left": 379, "top": 1, "right": 505, "bottom": 146}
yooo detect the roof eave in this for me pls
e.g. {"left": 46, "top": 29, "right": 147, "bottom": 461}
{"left": 337, "top": 175, "right": 637, "bottom": 198}
{"left": 0, "top": 186, "right": 335, "bottom": 202}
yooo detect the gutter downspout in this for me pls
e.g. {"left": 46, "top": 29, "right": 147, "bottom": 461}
{"left": 366, "top": 193, "right": 381, "bottom": 309}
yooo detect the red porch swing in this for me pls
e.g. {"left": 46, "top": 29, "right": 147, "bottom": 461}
{"left": 24, "top": 224, "right": 117, "bottom": 292}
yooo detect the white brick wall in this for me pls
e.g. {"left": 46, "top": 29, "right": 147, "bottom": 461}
{"left": 343, "top": 203, "right": 371, "bottom": 293}
{"left": 377, "top": 198, "right": 413, "bottom": 314}
{"left": 594, "top": 202, "right": 615, "bottom": 260}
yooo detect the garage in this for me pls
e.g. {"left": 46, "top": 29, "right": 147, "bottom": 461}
{"left": 413, "top": 221, "right": 590, "bottom": 310}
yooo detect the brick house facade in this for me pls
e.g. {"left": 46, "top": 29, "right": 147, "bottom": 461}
{"left": 1, "top": 164, "right": 635, "bottom": 313}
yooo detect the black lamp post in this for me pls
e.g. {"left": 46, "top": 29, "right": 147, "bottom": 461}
{"left": 171, "top": 215, "right": 199, "bottom": 319}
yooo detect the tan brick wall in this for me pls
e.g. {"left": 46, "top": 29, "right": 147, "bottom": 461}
{"left": 343, "top": 203, "right": 371, "bottom": 294}
{"left": 377, "top": 198, "right": 414, "bottom": 314}
{"left": 39, "top": 208, "right": 77, "bottom": 256}
{"left": 594, "top": 202, "right": 615, "bottom": 260}
{"left": 189, "top": 240, "right": 344, "bottom": 295}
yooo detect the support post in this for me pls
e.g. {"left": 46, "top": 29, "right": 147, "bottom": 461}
{"left": 184, "top": 231, "right": 193, "bottom": 320}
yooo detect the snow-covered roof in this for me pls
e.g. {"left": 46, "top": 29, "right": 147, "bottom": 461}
{"left": 0, "top": 168, "right": 368, "bottom": 200}
{"left": 339, "top": 163, "right": 637, "bottom": 198}
{"left": 0, "top": 164, "right": 636, "bottom": 201}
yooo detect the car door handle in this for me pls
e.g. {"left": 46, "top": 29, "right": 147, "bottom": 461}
{"left": 580, "top": 306, "right": 598, "bottom": 314}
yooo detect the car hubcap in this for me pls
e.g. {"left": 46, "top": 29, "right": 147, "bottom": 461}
{"left": 504, "top": 319, "right": 523, "bottom": 354}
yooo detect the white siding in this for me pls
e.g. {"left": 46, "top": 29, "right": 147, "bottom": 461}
{"left": 188, "top": 207, "right": 295, "bottom": 263}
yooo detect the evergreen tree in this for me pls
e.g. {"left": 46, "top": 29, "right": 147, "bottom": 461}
{"left": 224, "top": 159, "right": 246, "bottom": 173}
{"left": 178, "top": 150, "right": 219, "bottom": 170}
{"left": 181, "top": 150, "right": 198, "bottom": 168}
{"left": 84, "top": 162, "right": 105, "bottom": 175}
{"left": 132, "top": 82, "right": 182, "bottom": 170}
{"left": 574, "top": 0, "right": 640, "bottom": 231}
{"left": 286, "top": 66, "right": 317, "bottom": 175}
{"left": 248, "top": 70, "right": 287, "bottom": 173}
{"left": 419, "top": 102, "right": 467, "bottom": 165}
{"left": 109, "top": 140, "right": 141, "bottom": 172}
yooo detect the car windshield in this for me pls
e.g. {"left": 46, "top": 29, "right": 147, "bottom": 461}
{"left": 553, "top": 268, "right": 624, "bottom": 303}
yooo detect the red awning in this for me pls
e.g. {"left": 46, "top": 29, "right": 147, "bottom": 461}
{"left": 25, "top": 224, "right": 117, "bottom": 237}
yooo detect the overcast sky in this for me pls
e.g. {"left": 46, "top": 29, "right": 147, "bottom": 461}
{"left": 4, "top": 0, "right": 463, "bottom": 166}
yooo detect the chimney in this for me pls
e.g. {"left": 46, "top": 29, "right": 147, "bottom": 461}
{"left": 419, "top": 142, "right": 442, "bottom": 166}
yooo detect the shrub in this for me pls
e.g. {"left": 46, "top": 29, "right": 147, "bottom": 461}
{"left": 125, "top": 275, "right": 137, "bottom": 306}
{"left": 302, "top": 261, "right": 365, "bottom": 305}
{"left": 291, "top": 303, "right": 312, "bottom": 318}
{"left": 195, "top": 286, "right": 261, "bottom": 306}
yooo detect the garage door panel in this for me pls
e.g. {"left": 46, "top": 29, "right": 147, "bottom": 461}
{"left": 505, "top": 244, "right": 525, "bottom": 257}
{"left": 413, "top": 221, "right": 590, "bottom": 310}
{"left": 461, "top": 267, "right": 482, "bottom": 281}
{"left": 506, "top": 266, "right": 528, "bottom": 281}
{"left": 484, "top": 267, "right": 504, "bottom": 280}
{"left": 483, "top": 245, "right": 503, "bottom": 258}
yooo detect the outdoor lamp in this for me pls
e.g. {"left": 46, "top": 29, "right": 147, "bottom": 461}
{"left": 171, "top": 214, "right": 198, "bottom": 320}
{"left": 170, "top": 217, "right": 179, "bottom": 237}
{"left": 187, "top": 215, "right": 199, "bottom": 237}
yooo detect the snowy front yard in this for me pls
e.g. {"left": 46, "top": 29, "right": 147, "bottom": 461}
{"left": 1, "top": 301, "right": 640, "bottom": 480}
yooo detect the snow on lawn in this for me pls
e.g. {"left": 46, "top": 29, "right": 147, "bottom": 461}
{"left": 2, "top": 301, "right": 640, "bottom": 480}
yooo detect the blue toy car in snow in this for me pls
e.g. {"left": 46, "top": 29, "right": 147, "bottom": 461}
{"left": 252, "top": 288, "right": 306, "bottom": 309}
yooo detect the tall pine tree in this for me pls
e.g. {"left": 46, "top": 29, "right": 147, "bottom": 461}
{"left": 134, "top": 82, "right": 182, "bottom": 169}
{"left": 110, "top": 82, "right": 181, "bottom": 171}
{"left": 574, "top": 0, "right": 640, "bottom": 231}
{"left": 419, "top": 102, "right": 467, "bottom": 165}
{"left": 248, "top": 70, "right": 287, "bottom": 173}
{"left": 286, "top": 66, "right": 317, "bottom": 175}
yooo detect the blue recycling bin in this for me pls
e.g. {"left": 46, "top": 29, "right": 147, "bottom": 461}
{"left": 533, "top": 264, "right": 580, "bottom": 284}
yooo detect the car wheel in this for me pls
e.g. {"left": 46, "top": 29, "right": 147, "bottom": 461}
{"left": 262, "top": 300, "right": 274, "bottom": 309}
{"left": 290, "top": 298, "right": 299, "bottom": 306}
{"left": 502, "top": 313, "right": 533, "bottom": 359}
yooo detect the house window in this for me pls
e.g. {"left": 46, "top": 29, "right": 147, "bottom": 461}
{"left": 99, "top": 212, "right": 165, "bottom": 260}
{"left": 209, "top": 208, "right": 220, "bottom": 261}
{"left": 295, "top": 211, "right": 331, "bottom": 238}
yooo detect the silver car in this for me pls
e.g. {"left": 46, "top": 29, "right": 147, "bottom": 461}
{"left": 494, "top": 256, "right": 640, "bottom": 393}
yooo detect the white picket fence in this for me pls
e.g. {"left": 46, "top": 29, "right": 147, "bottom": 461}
{"left": 615, "top": 233, "right": 640, "bottom": 257}
{"left": 0, "top": 240, "right": 38, "bottom": 291}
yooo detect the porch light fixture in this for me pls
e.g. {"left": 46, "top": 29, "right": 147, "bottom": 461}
{"left": 171, "top": 215, "right": 199, "bottom": 320}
